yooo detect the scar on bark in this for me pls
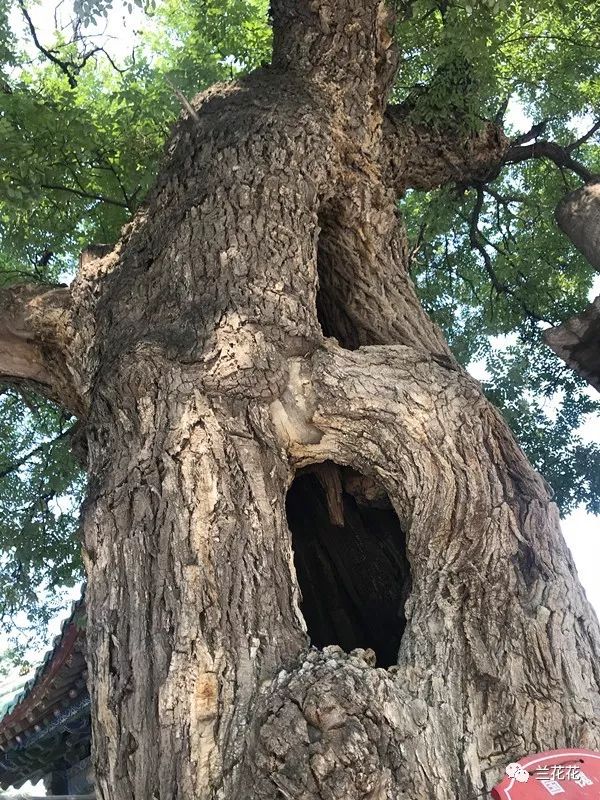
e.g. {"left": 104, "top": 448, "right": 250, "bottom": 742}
{"left": 286, "top": 461, "right": 411, "bottom": 669}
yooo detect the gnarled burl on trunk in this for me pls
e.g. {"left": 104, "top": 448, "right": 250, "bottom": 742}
{"left": 1, "top": 1, "right": 599, "bottom": 798}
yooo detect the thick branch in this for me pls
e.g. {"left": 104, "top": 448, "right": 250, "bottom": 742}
{"left": 0, "top": 284, "right": 81, "bottom": 414}
{"left": 545, "top": 294, "right": 600, "bottom": 392}
{"left": 380, "top": 102, "right": 598, "bottom": 198}
{"left": 381, "top": 104, "right": 509, "bottom": 193}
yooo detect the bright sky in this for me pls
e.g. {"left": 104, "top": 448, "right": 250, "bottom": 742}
{"left": 9, "top": 0, "right": 149, "bottom": 64}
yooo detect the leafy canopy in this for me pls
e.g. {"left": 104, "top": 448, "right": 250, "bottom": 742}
{"left": 0, "top": 0, "right": 599, "bottom": 654}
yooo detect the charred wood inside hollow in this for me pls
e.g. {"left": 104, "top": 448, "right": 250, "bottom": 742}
{"left": 286, "top": 463, "right": 411, "bottom": 668}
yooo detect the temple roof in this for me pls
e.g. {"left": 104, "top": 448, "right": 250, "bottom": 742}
{"left": 0, "top": 596, "right": 90, "bottom": 789}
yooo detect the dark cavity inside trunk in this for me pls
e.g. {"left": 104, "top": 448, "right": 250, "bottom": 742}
{"left": 315, "top": 212, "right": 361, "bottom": 350}
{"left": 286, "top": 463, "right": 411, "bottom": 668}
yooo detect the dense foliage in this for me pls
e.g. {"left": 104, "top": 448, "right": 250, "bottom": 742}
{"left": 0, "top": 0, "right": 598, "bottom": 655}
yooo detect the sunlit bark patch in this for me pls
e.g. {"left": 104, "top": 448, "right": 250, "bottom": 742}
{"left": 286, "top": 461, "right": 411, "bottom": 668}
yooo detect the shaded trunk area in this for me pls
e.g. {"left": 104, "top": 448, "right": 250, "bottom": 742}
{"left": 286, "top": 463, "right": 411, "bottom": 668}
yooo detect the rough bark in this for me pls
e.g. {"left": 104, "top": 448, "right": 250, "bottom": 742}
{"left": 381, "top": 105, "right": 508, "bottom": 193}
{"left": 3, "top": 1, "right": 600, "bottom": 799}
{"left": 545, "top": 294, "right": 600, "bottom": 391}
{"left": 543, "top": 183, "right": 600, "bottom": 388}
{"left": 555, "top": 182, "right": 600, "bottom": 271}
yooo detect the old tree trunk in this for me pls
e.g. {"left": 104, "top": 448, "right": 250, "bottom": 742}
{"left": 2, "top": 1, "right": 600, "bottom": 798}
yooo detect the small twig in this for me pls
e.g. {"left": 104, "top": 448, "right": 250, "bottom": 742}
{"left": 0, "top": 427, "right": 73, "bottom": 480}
{"left": 165, "top": 77, "right": 200, "bottom": 125}
{"left": 41, "top": 183, "right": 130, "bottom": 208}
{"left": 17, "top": 0, "right": 77, "bottom": 87}
{"left": 494, "top": 95, "right": 510, "bottom": 125}
{"left": 468, "top": 188, "right": 507, "bottom": 294}
{"left": 466, "top": 187, "right": 550, "bottom": 325}
{"left": 17, "top": 0, "right": 130, "bottom": 85}
{"left": 408, "top": 219, "right": 427, "bottom": 268}
{"left": 567, "top": 118, "right": 600, "bottom": 152}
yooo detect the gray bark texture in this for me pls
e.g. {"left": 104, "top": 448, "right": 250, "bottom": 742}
{"left": 2, "top": 1, "right": 600, "bottom": 799}
{"left": 545, "top": 294, "right": 600, "bottom": 391}
{"left": 545, "top": 182, "right": 600, "bottom": 387}
{"left": 556, "top": 182, "right": 600, "bottom": 271}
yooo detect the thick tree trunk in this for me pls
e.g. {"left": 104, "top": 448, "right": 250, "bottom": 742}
{"left": 544, "top": 183, "right": 600, "bottom": 387}
{"left": 556, "top": 182, "right": 600, "bottom": 271}
{"left": 545, "top": 295, "right": 600, "bottom": 391}
{"left": 3, "top": 2, "right": 600, "bottom": 798}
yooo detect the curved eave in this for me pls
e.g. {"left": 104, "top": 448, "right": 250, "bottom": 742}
{"left": 0, "top": 694, "right": 91, "bottom": 789}
{"left": 0, "top": 596, "right": 87, "bottom": 749}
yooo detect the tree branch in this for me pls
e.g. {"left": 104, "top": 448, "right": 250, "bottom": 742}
{"left": 41, "top": 183, "right": 130, "bottom": 209}
{"left": 380, "top": 104, "right": 509, "bottom": 193}
{"left": 380, "top": 99, "right": 598, "bottom": 198}
{"left": 464, "top": 188, "right": 550, "bottom": 324}
{"left": 510, "top": 118, "right": 551, "bottom": 146}
{"left": 503, "top": 139, "right": 595, "bottom": 182}
{"left": 17, "top": 0, "right": 130, "bottom": 87}
{"left": 0, "top": 427, "right": 73, "bottom": 480}
{"left": 0, "top": 284, "right": 82, "bottom": 414}
{"left": 17, "top": 0, "right": 77, "bottom": 87}
{"left": 467, "top": 188, "right": 507, "bottom": 295}
{"left": 567, "top": 119, "right": 600, "bottom": 152}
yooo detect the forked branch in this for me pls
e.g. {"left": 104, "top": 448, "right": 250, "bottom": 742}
{"left": 504, "top": 139, "right": 596, "bottom": 182}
